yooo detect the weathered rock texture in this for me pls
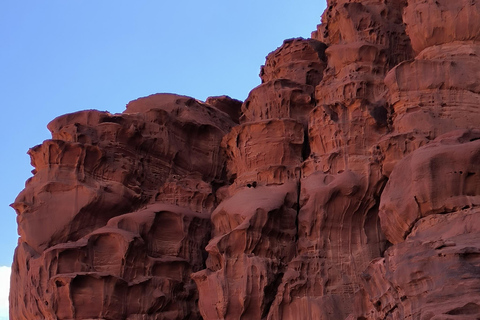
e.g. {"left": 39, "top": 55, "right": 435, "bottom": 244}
{"left": 10, "top": 0, "right": 480, "bottom": 319}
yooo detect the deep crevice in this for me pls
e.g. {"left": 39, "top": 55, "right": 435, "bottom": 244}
{"left": 301, "top": 128, "right": 311, "bottom": 161}
{"left": 262, "top": 272, "right": 284, "bottom": 318}
{"left": 368, "top": 175, "right": 390, "bottom": 257}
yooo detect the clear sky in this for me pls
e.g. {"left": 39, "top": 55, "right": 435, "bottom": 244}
{"left": 0, "top": 0, "right": 326, "bottom": 316}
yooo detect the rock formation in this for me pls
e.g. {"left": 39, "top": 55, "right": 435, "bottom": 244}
{"left": 9, "top": 0, "right": 480, "bottom": 319}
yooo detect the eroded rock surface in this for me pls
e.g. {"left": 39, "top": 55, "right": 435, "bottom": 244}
{"left": 10, "top": 94, "right": 236, "bottom": 319}
{"left": 10, "top": 0, "right": 480, "bottom": 319}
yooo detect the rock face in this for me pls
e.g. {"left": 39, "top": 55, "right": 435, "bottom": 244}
{"left": 9, "top": 1, "right": 480, "bottom": 319}
{"left": 10, "top": 95, "right": 238, "bottom": 319}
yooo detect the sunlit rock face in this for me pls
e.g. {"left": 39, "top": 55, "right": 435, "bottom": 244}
{"left": 10, "top": 0, "right": 480, "bottom": 319}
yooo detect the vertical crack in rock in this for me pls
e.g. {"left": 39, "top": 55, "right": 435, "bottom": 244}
{"left": 301, "top": 128, "right": 311, "bottom": 161}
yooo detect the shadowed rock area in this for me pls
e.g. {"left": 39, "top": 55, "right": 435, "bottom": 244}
{"left": 9, "top": 0, "right": 480, "bottom": 319}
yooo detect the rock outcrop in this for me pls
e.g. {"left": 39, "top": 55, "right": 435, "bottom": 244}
{"left": 10, "top": 95, "right": 238, "bottom": 319}
{"left": 9, "top": 0, "right": 480, "bottom": 319}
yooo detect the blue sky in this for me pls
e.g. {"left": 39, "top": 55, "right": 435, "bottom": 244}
{"left": 0, "top": 0, "right": 326, "bottom": 314}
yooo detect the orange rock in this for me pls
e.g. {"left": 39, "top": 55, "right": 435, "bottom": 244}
{"left": 192, "top": 183, "right": 298, "bottom": 320}
{"left": 357, "top": 208, "right": 480, "bottom": 319}
{"left": 241, "top": 80, "right": 316, "bottom": 126}
{"left": 404, "top": 0, "right": 480, "bottom": 54}
{"left": 222, "top": 119, "right": 305, "bottom": 188}
{"left": 10, "top": 94, "right": 234, "bottom": 319}
{"left": 10, "top": 0, "right": 480, "bottom": 319}
{"left": 260, "top": 38, "right": 327, "bottom": 87}
{"left": 379, "top": 129, "right": 480, "bottom": 244}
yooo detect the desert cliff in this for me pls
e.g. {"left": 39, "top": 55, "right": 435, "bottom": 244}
{"left": 10, "top": 0, "right": 480, "bottom": 319}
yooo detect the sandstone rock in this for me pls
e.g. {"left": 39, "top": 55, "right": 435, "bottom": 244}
{"left": 205, "top": 95, "right": 243, "bottom": 124}
{"left": 10, "top": 0, "right": 480, "bottom": 319}
{"left": 404, "top": 0, "right": 480, "bottom": 54}
{"left": 10, "top": 94, "right": 234, "bottom": 319}
{"left": 354, "top": 129, "right": 480, "bottom": 319}
{"left": 356, "top": 208, "right": 480, "bottom": 319}
{"left": 385, "top": 43, "right": 480, "bottom": 139}
{"left": 260, "top": 38, "right": 327, "bottom": 87}
{"left": 305, "top": 99, "right": 390, "bottom": 175}
{"left": 242, "top": 38, "right": 327, "bottom": 126}
{"left": 267, "top": 170, "right": 387, "bottom": 320}
{"left": 307, "top": 0, "right": 413, "bottom": 180}
{"left": 313, "top": 0, "right": 413, "bottom": 67}
{"left": 241, "top": 79, "right": 316, "bottom": 126}
{"left": 192, "top": 183, "right": 298, "bottom": 320}
{"left": 10, "top": 203, "right": 211, "bottom": 319}
{"left": 222, "top": 119, "right": 305, "bottom": 188}
{"left": 379, "top": 129, "right": 480, "bottom": 244}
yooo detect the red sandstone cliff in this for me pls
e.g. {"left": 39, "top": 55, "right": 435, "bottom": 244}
{"left": 10, "top": 0, "right": 480, "bottom": 319}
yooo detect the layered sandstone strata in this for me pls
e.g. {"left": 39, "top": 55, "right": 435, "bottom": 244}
{"left": 10, "top": 94, "right": 238, "bottom": 319}
{"left": 9, "top": 0, "right": 480, "bottom": 319}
